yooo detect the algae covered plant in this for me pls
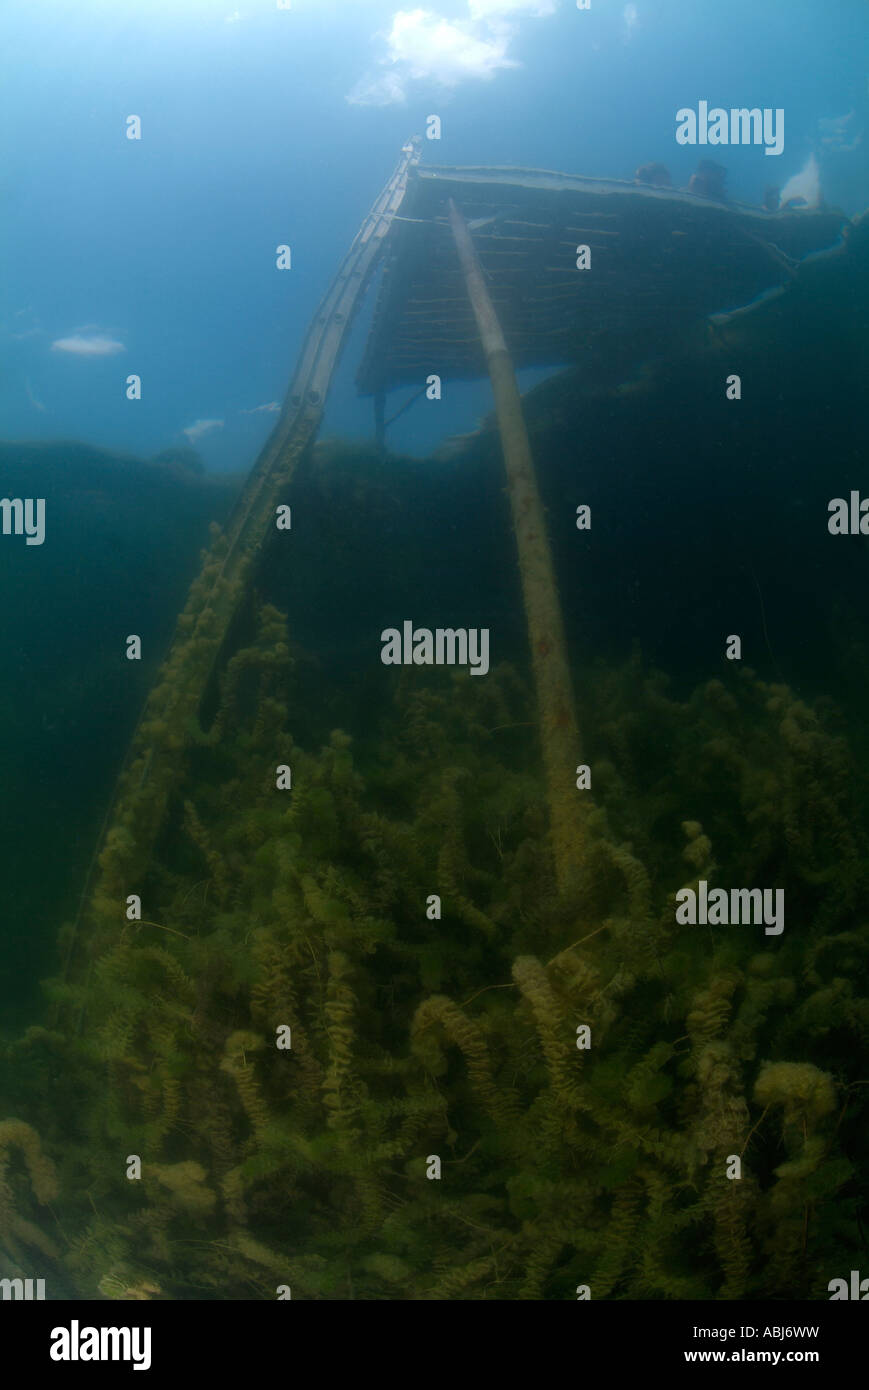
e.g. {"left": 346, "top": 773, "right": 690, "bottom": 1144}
{"left": 3, "top": 587, "right": 868, "bottom": 1300}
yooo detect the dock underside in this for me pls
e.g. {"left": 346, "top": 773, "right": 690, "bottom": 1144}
{"left": 357, "top": 163, "right": 848, "bottom": 396}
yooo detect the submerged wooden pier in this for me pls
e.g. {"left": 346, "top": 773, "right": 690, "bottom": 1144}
{"left": 358, "top": 160, "right": 846, "bottom": 412}
{"left": 66, "top": 140, "right": 851, "bottom": 973}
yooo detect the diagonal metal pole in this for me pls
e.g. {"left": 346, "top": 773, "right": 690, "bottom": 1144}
{"left": 448, "top": 197, "right": 588, "bottom": 896}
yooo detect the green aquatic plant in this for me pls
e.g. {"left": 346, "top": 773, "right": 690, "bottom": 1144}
{"left": 0, "top": 1118, "right": 61, "bottom": 1279}
{"left": 5, "top": 607, "right": 868, "bottom": 1300}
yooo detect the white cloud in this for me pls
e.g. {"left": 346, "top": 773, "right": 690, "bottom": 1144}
{"left": 51, "top": 333, "right": 125, "bottom": 356}
{"left": 348, "top": 5, "right": 544, "bottom": 107}
{"left": 348, "top": 69, "right": 410, "bottom": 108}
{"left": 394, "top": 9, "right": 516, "bottom": 82}
{"left": 183, "top": 418, "right": 224, "bottom": 442}
{"left": 241, "top": 401, "right": 281, "bottom": 414}
{"left": 224, "top": 10, "right": 242, "bottom": 22}
{"left": 468, "top": 0, "right": 556, "bottom": 18}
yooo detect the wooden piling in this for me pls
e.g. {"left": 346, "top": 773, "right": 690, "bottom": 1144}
{"left": 448, "top": 197, "right": 587, "bottom": 896}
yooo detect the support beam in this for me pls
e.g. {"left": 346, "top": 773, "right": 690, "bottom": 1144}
{"left": 448, "top": 197, "right": 588, "bottom": 896}
{"left": 60, "top": 138, "right": 423, "bottom": 997}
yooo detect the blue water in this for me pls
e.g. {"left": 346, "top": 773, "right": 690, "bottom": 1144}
{"left": 2, "top": 0, "right": 866, "bottom": 467}
{"left": 1, "top": 1, "right": 869, "bottom": 1309}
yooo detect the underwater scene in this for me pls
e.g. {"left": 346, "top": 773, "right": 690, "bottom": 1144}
{"left": 1, "top": 0, "right": 869, "bottom": 1319}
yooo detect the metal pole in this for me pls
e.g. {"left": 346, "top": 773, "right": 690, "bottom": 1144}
{"left": 448, "top": 197, "right": 588, "bottom": 896}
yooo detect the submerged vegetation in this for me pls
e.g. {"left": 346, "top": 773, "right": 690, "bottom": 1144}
{"left": 2, "top": 223, "right": 868, "bottom": 1293}
{"left": 2, "top": 588, "right": 867, "bottom": 1299}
